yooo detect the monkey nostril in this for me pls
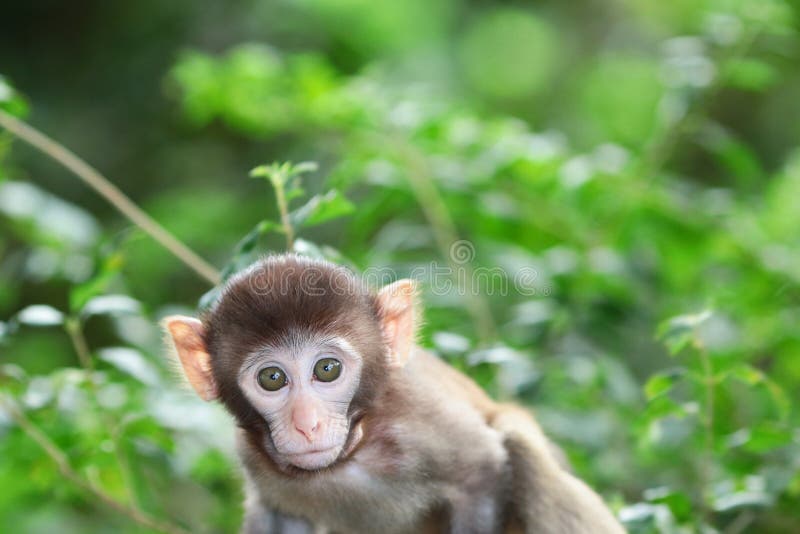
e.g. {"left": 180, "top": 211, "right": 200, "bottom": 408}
{"left": 296, "top": 421, "right": 319, "bottom": 441}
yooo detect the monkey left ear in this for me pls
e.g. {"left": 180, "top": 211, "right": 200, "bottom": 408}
{"left": 163, "top": 316, "right": 219, "bottom": 401}
{"left": 376, "top": 279, "right": 419, "bottom": 368}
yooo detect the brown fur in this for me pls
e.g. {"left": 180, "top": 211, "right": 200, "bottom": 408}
{"left": 168, "top": 254, "right": 624, "bottom": 533}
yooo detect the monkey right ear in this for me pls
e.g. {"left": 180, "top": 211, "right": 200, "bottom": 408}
{"left": 163, "top": 316, "right": 219, "bottom": 401}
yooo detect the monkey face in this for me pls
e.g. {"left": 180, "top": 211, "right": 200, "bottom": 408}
{"left": 237, "top": 334, "right": 364, "bottom": 470}
{"left": 165, "top": 256, "right": 417, "bottom": 473}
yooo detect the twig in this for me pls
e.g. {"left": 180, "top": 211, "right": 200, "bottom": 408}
{"left": 0, "top": 109, "right": 221, "bottom": 286}
{"left": 724, "top": 510, "right": 755, "bottom": 534}
{"left": 0, "top": 397, "right": 190, "bottom": 534}
{"left": 271, "top": 171, "right": 295, "bottom": 250}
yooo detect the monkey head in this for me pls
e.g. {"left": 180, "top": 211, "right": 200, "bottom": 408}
{"left": 164, "top": 254, "right": 416, "bottom": 472}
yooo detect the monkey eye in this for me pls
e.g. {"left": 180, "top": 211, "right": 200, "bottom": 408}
{"left": 313, "top": 358, "right": 342, "bottom": 382}
{"left": 257, "top": 366, "right": 288, "bottom": 391}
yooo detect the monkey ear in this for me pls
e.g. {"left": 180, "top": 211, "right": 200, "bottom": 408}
{"left": 162, "top": 316, "right": 219, "bottom": 401}
{"left": 376, "top": 279, "right": 419, "bottom": 368}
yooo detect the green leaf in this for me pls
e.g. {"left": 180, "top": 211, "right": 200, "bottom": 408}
{"left": 80, "top": 295, "right": 141, "bottom": 318}
{"left": 0, "top": 76, "right": 14, "bottom": 103}
{"left": 290, "top": 190, "right": 355, "bottom": 227}
{"left": 722, "top": 58, "right": 778, "bottom": 92}
{"left": 285, "top": 180, "right": 306, "bottom": 201}
{"left": 712, "top": 491, "right": 773, "bottom": 512}
{"left": 69, "top": 252, "right": 125, "bottom": 313}
{"left": 699, "top": 124, "right": 764, "bottom": 188}
{"left": 727, "top": 364, "right": 791, "bottom": 420}
{"left": 250, "top": 162, "right": 283, "bottom": 181}
{"left": 98, "top": 347, "right": 161, "bottom": 386}
{"left": 290, "top": 161, "right": 319, "bottom": 176}
{"left": 0, "top": 75, "right": 29, "bottom": 117}
{"left": 643, "top": 487, "right": 693, "bottom": 521}
{"left": 291, "top": 239, "right": 347, "bottom": 264}
{"left": 729, "top": 364, "right": 762, "bottom": 385}
{"left": 292, "top": 238, "right": 326, "bottom": 259}
{"left": 198, "top": 286, "right": 222, "bottom": 311}
{"left": 233, "top": 220, "right": 279, "bottom": 255}
{"left": 250, "top": 161, "right": 318, "bottom": 186}
{"left": 644, "top": 368, "right": 685, "bottom": 401}
{"left": 656, "top": 310, "right": 712, "bottom": 355}
{"left": 16, "top": 305, "right": 64, "bottom": 327}
{"left": 641, "top": 395, "right": 688, "bottom": 422}
{"left": 120, "top": 413, "right": 176, "bottom": 451}
{"left": 764, "top": 380, "right": 791, "bottom": 421}
{"left": 726, "top": 423, "right": 793, "bottom": 453}
{"left": 617, "top": 503, "right": 659, "bottom": 525}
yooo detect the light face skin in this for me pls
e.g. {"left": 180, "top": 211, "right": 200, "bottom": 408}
{"left": 237, "top": 334, "right": 364, "bottom": 470}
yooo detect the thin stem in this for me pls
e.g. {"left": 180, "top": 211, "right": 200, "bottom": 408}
{"left": 0, "top": 109, "right": 220, "bottom": 286}
{"left": 65, "top": 317, "right": 93, "bottom": 371}
{"left": 0, "top": 398, "right": 190, "bottom": 534}
{"left": 636, "top": 23, "right": 764, "bottom": 182}
{"left": 271, "top": 172, "right": 295, "bottom": 250}
{"left": 696, "top": 341, "right": 716, "bottom": 525}
{"left": 394, "top": 136, "right": 496, "bottom": 343}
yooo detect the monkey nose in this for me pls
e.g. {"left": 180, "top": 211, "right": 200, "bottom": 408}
{"left": 293, "top": 404, "right": 320, "bottom": 442}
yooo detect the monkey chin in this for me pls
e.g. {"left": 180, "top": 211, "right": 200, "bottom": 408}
{"left": 282, "top": 445, "right": 344, "bottom": 471}
{"left": 280, "top": 421, "right": 365, "bottom": 471}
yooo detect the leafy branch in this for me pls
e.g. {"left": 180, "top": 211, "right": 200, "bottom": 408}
{"left": 5, "top": 267, "right": 187, "bottom": 532}
{"left": 65, "top": 313, "right": 140, "bottom": 508}
{"left": 0, "top": 396, "right": 190, "bottom": 534}
{"left": 250, "top": 161, "right": 319, "bottom": 250}
{"left": 646, "top": 310, "right": 791, "bottom": 528}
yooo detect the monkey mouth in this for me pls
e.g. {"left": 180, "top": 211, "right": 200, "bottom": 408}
{"left": 279, "top": 420, "right": 364, "bottom": 471}
{"left": 284, "top": 445, "right": 342, "bottom": 470}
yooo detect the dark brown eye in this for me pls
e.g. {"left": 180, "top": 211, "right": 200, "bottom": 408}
{"left": 314, "top": 358, "right": 341, "bottom": 382}
{"left": 257, "top": 366, "right": 287, "bottom": 391}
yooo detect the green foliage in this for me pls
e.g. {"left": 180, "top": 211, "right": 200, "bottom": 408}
{"left": 167, "top": 46, "right": 358, "bottom": 137}
{"left": 0, "top": 75, "right": 28, "bottom": 117}
{"left": 458, "top": 8, "right": 560, "bottom": 100}
{"left": 2, "top": 0, "right": 800, "bottom": 532}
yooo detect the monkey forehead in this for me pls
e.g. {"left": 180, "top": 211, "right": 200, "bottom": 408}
{"left": 246, "top": 330, "right": 363, "bottom": 360}
{"left": 202, "top": 254, "right": 384, "bottom": 359}
{"left": 239, "top": 332, "right": 363, "bottom": 371}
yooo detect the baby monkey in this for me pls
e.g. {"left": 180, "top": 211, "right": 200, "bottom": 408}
{"left": 165, "top": 254, "right": 624, "bottom": 534}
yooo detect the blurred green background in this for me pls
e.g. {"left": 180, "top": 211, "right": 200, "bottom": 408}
{"left": 1, "top": 0, "right": 800, "bottom": 532}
